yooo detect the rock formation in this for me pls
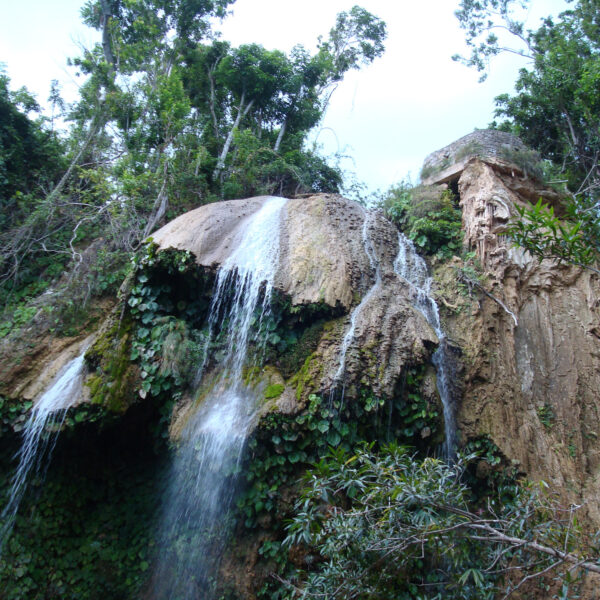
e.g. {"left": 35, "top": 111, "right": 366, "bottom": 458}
{"left": 152, "top": 193, "right": 438, "bottom": 408}
{"left": 2, "top": 132, "right": 600, "bottom": 598}
{"left": 428, "top": 153, "right": 600, "bottom": 528}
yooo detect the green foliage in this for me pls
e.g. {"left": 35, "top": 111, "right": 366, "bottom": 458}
{"left": 395, "top": 366, "right": 441, "bottom": 447}
{"left": 0, "top": 396, "right": 33, "bottom": 436}
{"left": 455, "top": 0, "right": 600, "bottom": 268}
{"left": 283, "top": 445, "right": 498, "bottom": 599}
{"left": 263, "top": 295, "right": 339, "bottom": 379}
{"left": 506, "top": 198, "right": 599, "bottom": 270}
{"left": 381, "top": 182, "right": 463, "bottom": 257}
{"left": 0, "top": 304, "right": 37, "bottom": 339}
{"left": 281, "top": 444, "right": 590, "bottom": 600}
{"left": 239, "top": 374, "right": 440, "bottom": 536}
{"left": 537, "top": 403, "right": 555, "bottom": 430}
{"left": 238, "top": 393, "right": 361, "bottom": 531}
{"left": 0, "top": 1, "right": 386, "bottom": 335}
{"left": 0, "top": 69, "right": 65, "bottom": 230}
{"left": 0, "top": 427, "right": 166, "bottom": 600}
{"left": 461, "top": 435, "right": 520, "bottom": 508}
{"left": 498, "top": 145, "right": 546, "bottom": 181}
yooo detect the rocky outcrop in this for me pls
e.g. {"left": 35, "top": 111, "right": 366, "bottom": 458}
{"left": 152, "top": 194, "right": 438, "bottom": 405}
{"left": 421, "top": 129, "right": 528, "bottom": 186}
{"left": 153, "top": 194, "right": 399, "bottom": 311}
{"left": 436, "top": 158, "right": 600, "bottom": 526}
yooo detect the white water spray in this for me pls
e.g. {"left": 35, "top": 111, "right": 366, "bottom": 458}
{"left": 151, "top": 196, "right": 287, "bottom": 600}
{"left": 394, "top": 233, "right": 457, "bottom": 458}
{"left": 332, "top": 210, "right": 381, "bottom": 388}
{"left": 0, "top": 350, "right": 88, "bottom": 552}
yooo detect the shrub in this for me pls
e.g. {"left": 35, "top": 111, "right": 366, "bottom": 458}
{"left": 381, "top": 183, "right": 463, "bottom": 257}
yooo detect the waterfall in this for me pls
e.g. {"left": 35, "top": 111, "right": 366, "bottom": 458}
{"left": 151, "top": 196, "right": 287, "bottom": 600}
{"left": 0, "top": 349, "right": 88, "bottom": 553}
{"left": 332, "top": 210, "right": 381, "bottom": 389}
{"left": 394, "top": 233, "right": 457, "bottom": 459}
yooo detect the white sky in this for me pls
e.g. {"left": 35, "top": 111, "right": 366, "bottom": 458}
{"left": 0, "top": 0, "right": 568, "bottom": 195}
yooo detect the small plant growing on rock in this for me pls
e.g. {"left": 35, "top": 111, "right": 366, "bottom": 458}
{"left": 380, "top": 182, "right": 463, "bottom": 257}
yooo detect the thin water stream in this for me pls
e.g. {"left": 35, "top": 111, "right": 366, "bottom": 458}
{"left": 151, "top": 196, "right": 287, "bottom": 599}
{"left": 394, "top": 233, "right": 457, "bottom": 459}
{"left": 0, "top": 349, "right": 88, "bottom": 553}
{"left": 332, "top": 210, "right": 381, "bottom": 389}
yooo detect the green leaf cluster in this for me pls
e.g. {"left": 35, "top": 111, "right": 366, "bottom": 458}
{"left": 281, "top": 444, "right": 588, "bottom": 600}
{"left": 0, "top": 428, "right": 166, "bottom": 600}
{"left": 380, "top": 183, "right": 463, "bottom": 257}
{"left": 506, "top": 198, "right": 599, "bottom": 270}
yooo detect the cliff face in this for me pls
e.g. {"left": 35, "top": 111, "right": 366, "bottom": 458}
{"left": 2, "top": 153, "right": 600, "bottom": 598}
{"left": 436, "top": 158, "right": 600, "bottom": 525}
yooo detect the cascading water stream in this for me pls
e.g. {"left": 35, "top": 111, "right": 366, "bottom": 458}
{"left": 332, "top": 210, "right": 381, "bottom": 391}
{"left": 394, "top": 233, "right": 457, "bottom": 459}
{"left": 151, "top": 196, "right": 287, "bottom": 600}
{"left": 0, "top": 349, "right": 88, "bottom": 553}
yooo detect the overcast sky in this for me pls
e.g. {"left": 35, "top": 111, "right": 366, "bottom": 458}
{"left": 0, "top": 0, "right": 568, "bottom": 195}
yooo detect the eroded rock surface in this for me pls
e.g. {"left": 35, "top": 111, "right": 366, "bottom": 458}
{"left": 152, "top": 194, "right": 400, "bottom": 310}
{"left": 439, "top": 158, "right": 600, "bottom": 527}
{"left": 153, "top": 193, "right": 438, "bottom": 408}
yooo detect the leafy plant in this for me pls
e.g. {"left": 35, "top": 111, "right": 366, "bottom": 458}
{"left": 281, "top": 444, "right": 595, "bottom": 600}
{"left": 506, "top": 198, "right": 599, "bottom": 273}
{"left": 380, "top": 183, "right": 463, "bottom": 257}
{"left": 537, "top": 403, "right": 555, "bottom": 430}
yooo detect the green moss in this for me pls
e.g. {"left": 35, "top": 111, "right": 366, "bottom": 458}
{"left": 243, "top": 366, "right": 262, "bottom": 386}
{"left": 289, "top": 352, "right": 322, "bottom": 401}
{"left": 276, "top": 319, "right": 327, "bottom": 378}
{"left": 85, "top": 316, "right": 138, "bottom": 414}
{"left": 264, "top": 384, "right": 284, "bottom": 400}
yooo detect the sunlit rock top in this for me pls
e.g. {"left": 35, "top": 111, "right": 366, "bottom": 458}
{"left": 151, "top": 194, "right": 400, "bottom": 310}
{"left": 420, "top": 129, "right": 528, "bottom": 186}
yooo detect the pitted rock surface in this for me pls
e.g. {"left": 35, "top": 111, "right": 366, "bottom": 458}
{"left": 152, "top": 194, "right": 401, "bottom": 311}
{"left": 439, "top": 158, "right": 600, "bottom": 528}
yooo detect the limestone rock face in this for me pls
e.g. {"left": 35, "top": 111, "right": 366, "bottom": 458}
{"left": 441, "top": 159, "right": 600, "bottom": 526}
{"left": 151, "top": 196, "right": 269, "bottom": 270}
{"left": 421, "top": 129, "right": 527, "bottom": 186}
{"left": 152, "top": 194, "right": 401, "bottom": 311}
{"left": 153, "top": 193, "right": 438, "bottom": 402}
{"left": 327, "top": 271, "right": 438, "bottom": 398}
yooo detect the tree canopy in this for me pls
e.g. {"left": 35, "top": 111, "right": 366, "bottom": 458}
{"left": 455, "top": 0, "right": 600, "bottom": 270}
{"left": 0, "top": 1, "right": 386, "bottom": 334}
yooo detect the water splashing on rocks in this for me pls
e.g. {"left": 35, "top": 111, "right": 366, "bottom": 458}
{"left": 0, "top": 349, "right": 88, "bottom": 553}
{"left": 394, "top": 233, "right": 457, "bottom": 459}
{"left": 331, "top": 210, "right": 381, "bottom": 396}
{"left": 151, "top": 196, "right": 287, "bottom": 599}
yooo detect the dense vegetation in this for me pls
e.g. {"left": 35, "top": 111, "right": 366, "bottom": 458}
{"left": 379, "top": 183, "right": 463, "bottom": 258}
{"left": 455, "top": 0, "right": 600, "bottom": 271}
{"left": 1, "top": 1, "right": 600, "bottom": 599}
{"left": 0, "top": 0, "right": 386, "bottom": 335}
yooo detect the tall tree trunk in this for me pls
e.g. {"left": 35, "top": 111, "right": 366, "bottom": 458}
{"left": 273, "top": 117, "right": 287, "bottom": 153}
{"left": 213, "top": 93, "right": 254, "bottom": 180}
{"left": 99, "top": 0, "right": 116, "bottom": 79}
{"left": 208, "top": 65, "right": 220, "bottom": 141}
{"left": 143, "top": 160, "right": 170, "bottom": 238}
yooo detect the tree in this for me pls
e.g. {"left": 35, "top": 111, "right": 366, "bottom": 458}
{"left": 282, "top": 444, "right": 599, "bottom": 599}
{"left": 0, "top": 71, "right": 64, "bottom": 231}
{"left": 0, "top": 2, "right": 385, "bottom": 334}
{"left": 455, "top": 0, "right": 600, "bottom": 270}
{"left": 182, "top": 6, "right": 385, "bottom": 195}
